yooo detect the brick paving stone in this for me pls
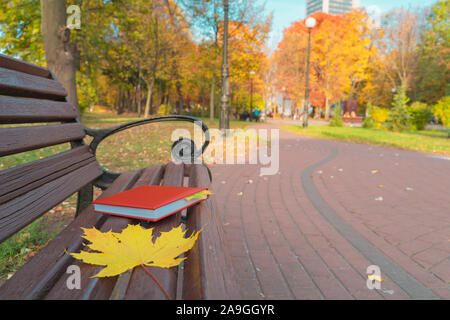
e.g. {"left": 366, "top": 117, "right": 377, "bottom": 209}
{"left": 412, "top": 248, "right": 449, "bottom": 269}
{"left": 430, "top": 259, "right": 450, "bottom": 283}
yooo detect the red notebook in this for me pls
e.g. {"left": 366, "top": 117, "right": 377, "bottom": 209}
{"left": 92, "top": 185, "right": 209, "bottom": 222}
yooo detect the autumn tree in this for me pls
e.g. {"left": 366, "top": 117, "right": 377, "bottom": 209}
{"left": 416, "top": 0, "right": 450, "bottom": 104}
{"left": 227, "top": 17, "right": 271, "bottom": 115}
{"left": 0, "top": 0, "right": 44, "bottom": 64}
{"left": 273, "top": 11, "right": 374, "bottom": 120}
{"left": 377, "top": 8, "right": 425, "bottom": 94}
{"left": 181, "top": 0, "right": 269, "bottom": 127}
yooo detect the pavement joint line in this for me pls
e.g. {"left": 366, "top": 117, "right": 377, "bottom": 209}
{"left": 301, "top": 147, "right": 440, "bottom": 300}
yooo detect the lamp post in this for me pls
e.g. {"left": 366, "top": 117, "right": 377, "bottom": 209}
{"left": 303, "top": 16, "right": 316, "bottom": 128}
{"left": 250, "top": 71, "right": 255, "bottom": 112}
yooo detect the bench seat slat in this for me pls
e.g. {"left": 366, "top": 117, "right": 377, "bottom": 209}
{"left": 0, "top": 122, "right": 85, "bottom": 157}
{"left": 0, "top": 66, "right": 67, "bottom": 100}
{"left": 183, "top": 164, "right": 241, "bottom": 300}
{"left": 0, "top": 96, "right": 78, "bottom": 124}
{"left": 0, "top": 170, "right": 142, "bottom": 300}
{"left": 0, "top": 146, "right": 95, "bottom": 205}
{"left": 0, "top": 54, "right": 51, "bottom": 79}
{"left": 0, "top": 161, "right": 103, "bottom": 243}
{"left": 123, "top": 162, "right": 184, "bottom": 300}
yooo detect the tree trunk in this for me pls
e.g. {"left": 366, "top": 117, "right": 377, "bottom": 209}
{"left": 137, "top": 63, "right": 142, "bottom": 117}
{"left": 40, "top": 0, "right": 80, "bottom": 117}
{"left": 219, "top": 0, "right": 230, "bottom": 132}
{"left": 324, "top": 96, "right": 330, "bottom": 120}
{"left": 210, "top": 67, "right": 216, "bottom": 123}
{"left": 144, "top": 78, "right": 155, "bottom": 118}
{"left": 176, "top": 81, "right": 183, "bottom": 114}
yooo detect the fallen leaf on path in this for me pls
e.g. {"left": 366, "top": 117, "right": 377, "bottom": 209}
{"left": 378, "top": 185, "right": 385, "bottom": 188}
{"left": 371, "top": 170, "right": 379, "bottom": 174}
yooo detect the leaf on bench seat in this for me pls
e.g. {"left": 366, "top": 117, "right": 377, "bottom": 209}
{"left": 184, "top": 190, "right": 213, "bottom": 201}
{"left": 71, "top": 224, "right": 200, "bottom": 278}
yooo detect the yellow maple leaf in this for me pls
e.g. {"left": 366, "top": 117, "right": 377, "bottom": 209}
{"left": 71, "top": 224, "right": 200, "bottom": 278}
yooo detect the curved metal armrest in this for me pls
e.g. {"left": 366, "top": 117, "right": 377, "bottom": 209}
{"left": 84, "top": 115, "right": 211, "bottom": 189}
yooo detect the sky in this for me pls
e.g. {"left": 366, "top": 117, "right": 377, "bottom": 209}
{"left": 265, "top": 0, "right": 439, "bottom": 50}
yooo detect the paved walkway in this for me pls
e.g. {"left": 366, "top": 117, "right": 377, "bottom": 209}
{"left": 209, "top": 125, "right": 450, "bottom": 300}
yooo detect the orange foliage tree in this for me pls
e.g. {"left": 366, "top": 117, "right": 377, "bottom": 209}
{"left": 273, "top": 10, "right": 375, "bottom": 119}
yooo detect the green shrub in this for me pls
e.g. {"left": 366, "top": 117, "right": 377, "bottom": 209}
{"left": 370, "top": 106, "right": 390, "bottom": 129}
{"left": 432, "top": 96, "right": 450, "bottom": 127}
{"left": 329, "top": 105, "right": 344, "bottom": 127}
{"left": 386, "top": 86, "right": 410, "bottom": 132}
{"left": 362, "top": 116, "right": 376, "bottom": 129}
{"left": 408, "top": 102, "right": 432, "bottom": 130}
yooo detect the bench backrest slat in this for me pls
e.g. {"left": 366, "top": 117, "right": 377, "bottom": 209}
{"left": 0, "top": 123, "right": 85, "bottom": 157}
{"left": 0, "top": 146, "right": 95, "bottom": 205}
{"left": 0, "top": 161, "right": 102, "bottom": 243}
{"left": 0, "top": 66, "right": 67, "bottom": 100}
{"left": 0, "top": 53, "right": 52, "bottom": 78}
{"left": 0, "top": 54, "right": 98, "bottom": 244}
{"left": 0, "top": 96, "right": 78, "bottom": 124}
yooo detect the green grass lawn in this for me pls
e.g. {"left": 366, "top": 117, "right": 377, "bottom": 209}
{"left": 283, "top": 125, "right": 450, "bottom": 155}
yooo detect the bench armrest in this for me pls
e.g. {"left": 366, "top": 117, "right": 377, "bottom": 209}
{"left": 84, "top": 115, "right": 210, "bottom": 189}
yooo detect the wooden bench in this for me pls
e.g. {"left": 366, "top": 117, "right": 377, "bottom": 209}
{"left": 0, "top": 54, "right": 240, "bottom": 300}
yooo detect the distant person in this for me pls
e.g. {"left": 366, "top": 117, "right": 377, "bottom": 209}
{"left": 240, "top": 110, "right": 250, "bottom": 121}
{"left": 253, "top": 108, "right": 261, "bottom": 122}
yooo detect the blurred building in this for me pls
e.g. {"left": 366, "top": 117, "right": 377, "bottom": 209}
{"left": 306, "top": 0, "right": 359, "bottom": 16}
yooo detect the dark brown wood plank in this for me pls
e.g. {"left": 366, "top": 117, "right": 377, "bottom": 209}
{"left": 124, "top": 162, "right": 185, "bottom": 300}
{"left": 183, "top": 164, "right": 241, "bottom": 299}
{"left": 0, "top": 146, "right": 95, "bottom": 205}
{"left": 43, "top": 165, "right": 165, "bottom": 300}
{"left": 0, "top": 54, "right": 51, "bottom": 79}
{"left": 0, "top": 96, "right": 78, "bottom": 124}
{"left": 0, "top": 145, "right": 90, "bottom": 185}
{"left": 0, "top": 170, "right": 142, "bottom": 300}
{"left": 0, "top": 123, "right": 85, "bottom": 157}
{"left": 0, "top": 161, "right": 103, "bottom": 243}
{"left": 0, "top": 66, "right": 66, "bottom": 100}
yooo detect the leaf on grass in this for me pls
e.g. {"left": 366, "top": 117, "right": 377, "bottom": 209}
{"left": 71, "top": 224, "right": 200, "bottom": 278}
